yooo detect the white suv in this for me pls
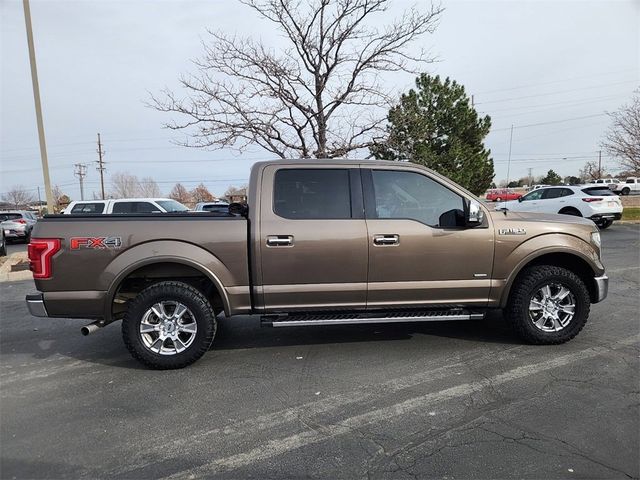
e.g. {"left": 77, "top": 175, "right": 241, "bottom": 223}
{"left": 499, "top": 186, "right": 623, "bottom": 229}
{"left": 64, "top": 198, "right": 189, "bottom": 214}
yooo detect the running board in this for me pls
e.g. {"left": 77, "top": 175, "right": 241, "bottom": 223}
{"left": 261, "top": 310, "right": 484, "bottom": 327}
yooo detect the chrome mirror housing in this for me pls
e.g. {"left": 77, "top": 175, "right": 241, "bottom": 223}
{"left": 467, "top": 200, "right": 484, "bottom": 226}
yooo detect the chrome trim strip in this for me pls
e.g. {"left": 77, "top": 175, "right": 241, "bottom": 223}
{"left": 270, "top": 313, "right": 483, "bottom": 327}
{"left": 26, "top": 294, "right": 48, "bottom": 317}
{"left": 594, "top": 275, "right": 609, "bottom": 303}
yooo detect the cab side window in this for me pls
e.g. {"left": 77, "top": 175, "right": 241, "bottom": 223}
{"left": 274, "top": 169, "right": 352, "bottom": 219}
{"left": 370, "top": 170, "right": 465, "bottom": 228}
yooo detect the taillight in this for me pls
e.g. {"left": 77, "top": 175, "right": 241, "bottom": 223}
{"left": 27, "top": 238, "right": 61, "bottom": 279}
{"left": 16, "top": 219, "right": 27, "bottom": 224}
{"left": 582, "top": 197, "right": 603, "bottom": 203}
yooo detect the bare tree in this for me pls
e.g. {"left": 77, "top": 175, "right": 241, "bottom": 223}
{"left": 579, "top": 160, "right": 606, "bottom": 182}
{"left": 191, "top": 183, "right": 215, "bottom": 202}
{"left": 51, "top": 185, "right": 71, "bottom": 212}
{"left": 111, "top": 172, "right": 142, "bottom": 198}
{"left": 1, "top": 185, "right": 35, "bottom": 209}
{"left": 169, "top": 183, "right": 192, "bottom": 205}
{"left": 151, "top": 0, "right": 442, "bottom": 159}
{"left": 602, "top": 91, "right": 640, "bottom": 174}
{"left": 139, "top": 177, "right": 162, "bottom": 197}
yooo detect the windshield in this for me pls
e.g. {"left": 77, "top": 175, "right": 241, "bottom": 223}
{"left": 156, "top": 200, "right": 189, "bottom": 212}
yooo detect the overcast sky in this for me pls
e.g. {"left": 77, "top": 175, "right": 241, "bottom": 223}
{"left": 1, "top": 0, "right": 638, "bottom": 200}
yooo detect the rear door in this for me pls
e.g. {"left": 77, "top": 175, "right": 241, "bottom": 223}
{"left": 363, "top": 167, "right": 494, "bottom": 308}
{"left": 259, "top": 165, "right": 368, "bottom": 311}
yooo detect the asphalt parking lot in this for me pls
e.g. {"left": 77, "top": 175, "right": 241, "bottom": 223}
{"left": 1, "top": 225, "right": 638, "bottom": 479}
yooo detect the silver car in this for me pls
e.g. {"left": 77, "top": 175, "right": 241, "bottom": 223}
{"left": 0, "top": 211, "right": 38, "bottom": 243}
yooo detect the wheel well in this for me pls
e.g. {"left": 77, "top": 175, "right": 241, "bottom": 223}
{"left": 111, "top": 262, "right": 224, "bottom": 319}
{"left": 558, "top": 207, "right": 581, "bottom": 215}
{"left": 511, "top": 252, "right": 597, "bottom": 302}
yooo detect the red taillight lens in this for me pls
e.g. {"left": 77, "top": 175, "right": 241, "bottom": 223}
{"left": 27, "top": 238, "right": 61, "bottom": 279}
{"left": 582, "top": 197, "right": 603, "bottom": 203}
{"left": 16, "top": 219, "right": 27, "bottom": 224}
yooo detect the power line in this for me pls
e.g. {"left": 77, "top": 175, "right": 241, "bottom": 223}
{"left": 73, "top": 163, "right": 87, "bottom": 200}
{"left": 491, "top": 113, "right": 607, "bottom": 132}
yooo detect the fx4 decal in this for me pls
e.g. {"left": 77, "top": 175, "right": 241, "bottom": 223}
{"left": 70, "top": 236, "right": 122, "bottom": 250}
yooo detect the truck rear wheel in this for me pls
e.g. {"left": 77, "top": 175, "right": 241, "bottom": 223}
{"left": 122, "top": 281, "right": 217, "bottom": 369}
{"left": 505, "top": 265, "right": 590, "bottom": 344}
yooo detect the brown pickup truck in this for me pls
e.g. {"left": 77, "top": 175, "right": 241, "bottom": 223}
{"left": 26, "top": 160, "right": 608, "bottom": 369}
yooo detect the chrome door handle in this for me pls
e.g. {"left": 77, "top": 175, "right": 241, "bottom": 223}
{"left": 266, "top": 235, "right": 293, "bottom": 247}
{"left": 373, "top": 234, "right": 400, "bottom": 246}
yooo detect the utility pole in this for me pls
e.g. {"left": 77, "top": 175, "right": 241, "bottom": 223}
{"left": 506, "top": 125, "right": 514, "bottom": 187}
{"left": 527, "top": 167, "right": 533, "bottom": 188}
{"left": 96, "top": 133, "right": 106, "bottom": 199}
{"left": 598, "top": 150, "right": 602, "bottom": 179}
{"left": 74, "top": 163, "right": 87, "bottom": 200}
{"left": 471, "top": 95, "right": 474, "bottom": 107}
{"left": 23, "top": 0, "right": 54, "bottom": 213}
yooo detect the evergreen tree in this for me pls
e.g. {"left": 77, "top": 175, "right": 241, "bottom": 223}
{"left": 371, "top": 74, "right": 494, "bottom": 195}
{"left": 541, "top": 169, "right": 562, "bottom": 185}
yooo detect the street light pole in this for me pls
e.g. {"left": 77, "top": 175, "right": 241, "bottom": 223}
{"left": 23, "top": 0, "right": 54, "bottom": 213}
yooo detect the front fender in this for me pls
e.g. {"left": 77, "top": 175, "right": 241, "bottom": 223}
{"left": 494, "top": 233, "right": 603, "bottom": 307}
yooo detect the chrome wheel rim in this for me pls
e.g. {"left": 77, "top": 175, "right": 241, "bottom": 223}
{"left": 529, "top": 283, "right": 576, "bottom": 332}
{"left": 139, "top": 301, "right": 197, "bottom": 355}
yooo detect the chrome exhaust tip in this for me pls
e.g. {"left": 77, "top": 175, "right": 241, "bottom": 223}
{"left": 81, "top": 321, "right": 103, "bottom": 336}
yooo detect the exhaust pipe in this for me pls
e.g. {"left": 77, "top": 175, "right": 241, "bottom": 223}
{"left": 81, "top": 321, "right": 103, "bottom": 336}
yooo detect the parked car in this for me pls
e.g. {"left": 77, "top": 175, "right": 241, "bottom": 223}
{"left": 63, "top": 198, "right": 189, "bottom": 214}
{"left": 0, "top": 210, "right": 38, "bottom": 243}
{"left": 609, "top": 177, "right": 640, "bottom": 196}
{"left": 485, "top": 189, "right": 522, "bottom": 202}
{"left": 588, "top": 178, "right": 620, "bottom": 186}
{"left": 0, "top": 229, "right": 6, "bottom": 257}
{"left": 26, "top": 160, "right": 608, "bottom": 369}
{"left": 193, "top": 201, "right": 233, "bottom": 215}
{"left": 499, "top": 186, "right": 622, "bottom": 229}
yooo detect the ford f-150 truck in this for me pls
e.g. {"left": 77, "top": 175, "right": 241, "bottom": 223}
{"left": 26, "top": 160, "right": 608, "bottom": 369}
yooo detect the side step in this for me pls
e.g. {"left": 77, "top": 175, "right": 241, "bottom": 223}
{"left": 261, "top": 310, "right": 484, "bottom": 327}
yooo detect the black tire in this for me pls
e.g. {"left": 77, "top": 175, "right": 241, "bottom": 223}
{"left": 559, "top": 207, "right": 582, "bottom": 217}
{"left": 0, "top": 240, "right": 6, "bottom": 257}
{"left": 122, "top": 281, "right": 217, "bottom": 369}
{"left": 622, "top": 187, "right": 630, "bottom": 196}
{"left": 596, "top": 219, "right": 613, "bottom": 230}
{"left": 505, "top": 265, "right": 590, "bottom": 344}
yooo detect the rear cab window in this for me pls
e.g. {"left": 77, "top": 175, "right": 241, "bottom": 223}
{"left": 71, "top": 203, "right": 105, "bottom": 214}
{"left": 111, "top": 202, "right": 157, "bottom": 214}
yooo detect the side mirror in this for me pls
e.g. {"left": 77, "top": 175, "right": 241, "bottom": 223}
{"left": 229, "top": 202, "right": 248, "bottom": 216}
{"left": 467, "top": 200, "right": 484, "bottom": 226}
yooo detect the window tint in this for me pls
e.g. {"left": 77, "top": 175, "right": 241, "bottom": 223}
{"left": 71, "top": 203, "right": 105, "bottom": 214}
{"left": 626, "top": 179, "right": 635, "bottom": 184}
{"left": 581, "top": 187, "right": 615, "bottom": 196}
{"left": 371, "top": 170, "right": 465, "bottom": 228}
{"left": 274, "top": 169, "right": 352, "bottom": 219}
{"left": 522, "top": 189, "right": 545, "bottom": 201}
{"left": 112, "top": 202, "right": 156, "bottom": 214}
{"left": 0, "top": 213, "right": 22, "bottom": 221}
{"left": 543, "top": 188, "right": 573, "bottom": 199}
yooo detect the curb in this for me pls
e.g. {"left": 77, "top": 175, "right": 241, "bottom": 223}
{"left": 0, "top": 253, "right": 32, "bottom": 283}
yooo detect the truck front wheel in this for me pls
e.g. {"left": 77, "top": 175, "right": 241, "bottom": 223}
{"left": 505, "top": 265, "right": 590, "bottom": 344}
{"left": 122, "top": 281, "right": 217, "bottom": 369}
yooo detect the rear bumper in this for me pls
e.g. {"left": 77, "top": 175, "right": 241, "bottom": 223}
{"left": 26, "top": 293, "right": 48, "bottom": 317}
{"left": 25, "top": 291, "right": 106, "bottom": 319}
{"left": 593, "top": 275, "right": 609, "bottom": 303}
{"left": 589, "top": 213, "right": 622, "bottom": 221}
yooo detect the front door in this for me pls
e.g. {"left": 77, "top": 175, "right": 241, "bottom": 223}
{"left": 363, "top": 168, "right": 494, "bottom": 308}
{"left": 259, "top": 165, "right": 368, "bottom": 311}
